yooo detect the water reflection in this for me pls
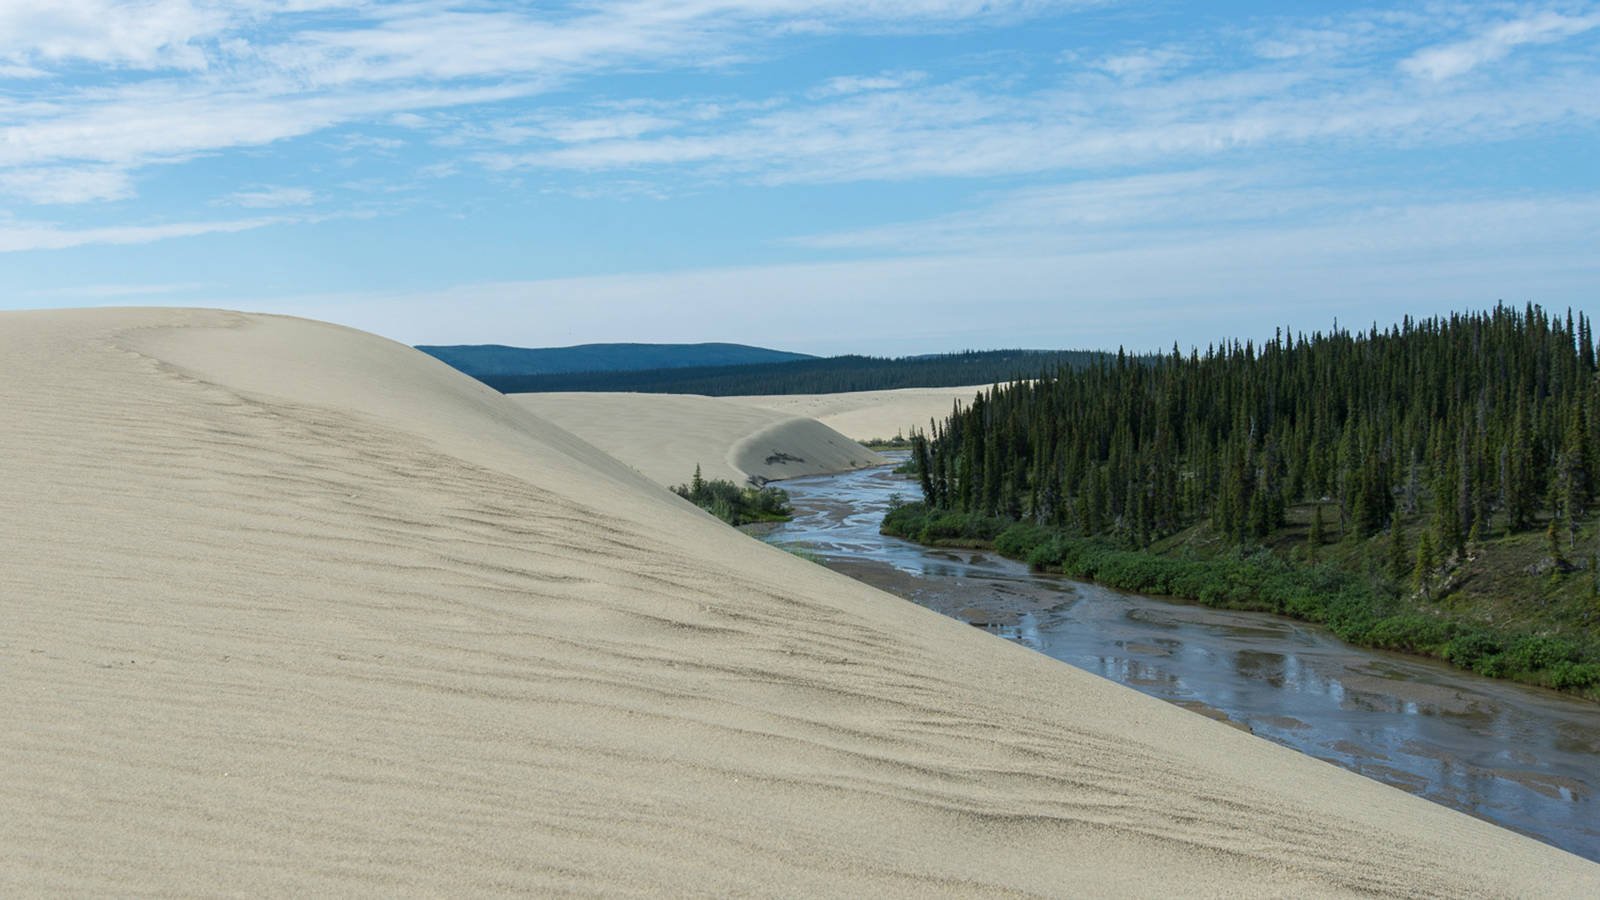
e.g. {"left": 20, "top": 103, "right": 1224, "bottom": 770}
{"left": 765, "top": 457, "right": 1600, "bottom": 861}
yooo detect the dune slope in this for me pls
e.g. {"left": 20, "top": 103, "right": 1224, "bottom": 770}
{"left": 511, "top": 391, "right": 885, "bottom": 486}
{"left": 2, "top": 309, "right": 1595, "bottom": 896}
{"left": 729, "top": 385, "right": 990, "bottom": 442}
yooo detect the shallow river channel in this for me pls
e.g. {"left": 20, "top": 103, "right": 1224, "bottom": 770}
{"left": 761, "top": 456, "right": 1600, "bottom": 861}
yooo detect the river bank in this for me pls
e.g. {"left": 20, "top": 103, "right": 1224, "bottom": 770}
{"left": 880, "top": 500, "right": 1600, "bottom": 700}
{"left": 764, "top": 459, "right": 1600, "bottom": 861}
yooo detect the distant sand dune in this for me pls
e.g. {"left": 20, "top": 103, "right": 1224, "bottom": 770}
{"left": 729, "top": 385, "right": 990, "bottom": 442}
{"left": 3, "top": 309, "right": 1595, "bottom": 896}
{"left": 511, "top": 391, "right": 885, "bottom": 486}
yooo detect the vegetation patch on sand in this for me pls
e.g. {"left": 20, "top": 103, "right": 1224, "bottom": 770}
{"left": 674, "top": 464, "right": 793, "bottom": 526}
{"left": 860, "top": 434, "right": 913, "bottom": 450}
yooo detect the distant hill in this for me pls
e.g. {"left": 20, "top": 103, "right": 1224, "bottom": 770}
{"left": 486, "top": 349, "right": 1113, "bottom": 396}
{"left": 417, "top": 342, "right": 816, "bottom": 379}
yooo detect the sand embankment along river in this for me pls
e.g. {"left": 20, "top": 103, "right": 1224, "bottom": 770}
{"left": 729, "top": 385, "right": 990, "bottom": 444}
{"left": 3, "top": 308, "right": 1597, "bottom": 896}
{"left": 511, "top": 391, "right": 885, "bottom": 487}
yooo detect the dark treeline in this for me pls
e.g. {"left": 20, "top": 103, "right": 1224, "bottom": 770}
{"left": 913, "top": 304, "right": 1596, "bottom": 554}
{"left": 489, "top": 349, "right": 1111, "bottom": 396}
{"left": 894, "top": 304, "right": 1600, "bottom": 693}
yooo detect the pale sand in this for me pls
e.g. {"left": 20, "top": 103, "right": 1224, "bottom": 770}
{"left": 728, "top": 385, "right": 992, "bottom": 442}
{"left": 2, "top": 308, "right": 1596, "bottom": 896}
{"left": 510, "top": 392, "right": 887, "bottom": 487}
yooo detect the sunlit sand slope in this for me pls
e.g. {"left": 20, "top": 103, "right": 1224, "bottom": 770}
{"left": 511, "top": 391, "right": 885, "bottom": 486}
{"left": 2, "top": 309, "right": 1595, "bottom": 896}
{"left": 729, "top": 385, "right": 990, "bottom": 442}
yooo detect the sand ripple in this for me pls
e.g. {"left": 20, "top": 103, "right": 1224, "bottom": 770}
{"left": 2, "top": 309, "right": 1594, "bottom": 896}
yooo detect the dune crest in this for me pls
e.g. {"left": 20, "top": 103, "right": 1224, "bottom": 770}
{"left": 511, "top": 391, "right": 885, "bottom": 486}
{"left": 3, "top": 309, "right": 1595, "bottom": 896}
{"left": 729, "top": 385, "right": 991, "bottom": 443}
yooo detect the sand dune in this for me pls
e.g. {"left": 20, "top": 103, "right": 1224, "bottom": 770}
{"left": 511, "top": 392, "right": 885, "bottom": 486}
{"left": 729, "top": 385, "right": 990, "bottom": 442}
{"left": 3, "top": 308, "right": 1596, "bottom": 896}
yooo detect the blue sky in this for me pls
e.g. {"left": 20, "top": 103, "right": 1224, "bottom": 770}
{"left": 2, "top": 1, "right": 1597, "bottom": 354}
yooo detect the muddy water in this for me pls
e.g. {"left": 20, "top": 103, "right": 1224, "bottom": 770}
{"left": 763, "top": 457, "right": 1600, "bottom": 861}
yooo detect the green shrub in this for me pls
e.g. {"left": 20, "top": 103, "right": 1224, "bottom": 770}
{"left": 1442, "top": 631, "right": 1503, "bottom": 670}
{"left": 1503, "top": 635, "right": 1579, "bottom": 673}
{"left": 1363, "top": 615, "right": 1456, "bottom": 651}
{"left": 1475, "top": 653, "right": 1508, "bottom": 679}
{"left": 1546, "top": 661, "right": 1600, "bottom": 691}
{"left": 672, "top": 468, "right": 793, "bottom": 526}
{"left": 882, "top": 505, "right": 1600, "bottom": 696}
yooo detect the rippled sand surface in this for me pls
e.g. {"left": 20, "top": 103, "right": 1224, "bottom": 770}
{"left": 3, "top": 309, "right": 1596, "bottom": 896}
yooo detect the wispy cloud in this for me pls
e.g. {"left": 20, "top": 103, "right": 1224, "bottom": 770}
{"left": 811, "top": 70, "right": 928, "bottom": 96}
{"left": 787, "top": 169, "right": 1327, "bottom": 251}
{"left": 483, "top": 64, "right": 1600, "bottom": 185}
{"left": 0, "top": 215, "right": 291, "bottom": 253}
{"left": 0, "top": 165, "right": 133, "bottom": 203}
{"left": 1401, "top": 9, "right": 1600, "bottom": 80}
{"left": 7, "top": 3, "right": 1596, "bottom": 211}
{"left": 0, "top": 0, "right": 1081, "bottom": 209}
{"left": 465, "top": 4, "right": 1600, "bottom": 189}
{"left": 788, "top": 169, "right": 1600, "bottom": 260}
{"left": 21, "top": 280, "right": 212, "bottom": 300}
{"left": 0, "top": 0, "right": 233, "bottom": 70}
{"left": 221, "top": 185, "right": 317, "bottom": 208}
{"left": 1, "top": 0, "right": 1597, "bottom": 343}
{"left": 1096, "top": 48, "right": 1189, "bottom": 82}
{"left": 251, "top": 185, "right": 1600, "bottom": 352}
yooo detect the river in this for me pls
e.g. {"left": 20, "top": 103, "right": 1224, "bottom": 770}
{"left": 761, "top": 455, "right": 1600, "bottom": 862}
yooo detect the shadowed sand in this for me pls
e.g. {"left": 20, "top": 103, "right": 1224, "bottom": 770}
{"left": 3, "top": 309, "right": 1597, "bottom": 896}
{"left": 729, "top": 386, "right": 990, "bottom": 442}
{"left": 512, "top": 391, "right": 885, "bottom": 486}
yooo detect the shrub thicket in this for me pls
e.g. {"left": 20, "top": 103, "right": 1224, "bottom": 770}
{"left": 881, "top": 502, "right": 1600, "bottom": 695}
{"left": 672, "top": 465, "right": 793, "bottom": 526}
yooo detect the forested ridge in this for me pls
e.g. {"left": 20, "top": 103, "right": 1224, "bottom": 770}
{"left": 894, "top": 304, "right": 1600, "bottom": 694}
{"left": 490, "top": 349, "right": 1110, "bottom": 395}
{"left": 419, "top": 342, "right": 813, "bottom": 379}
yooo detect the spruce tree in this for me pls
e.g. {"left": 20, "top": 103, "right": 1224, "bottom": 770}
{"left": 1432, "top": 463, "right": 1464, "bottom": 561}
{"left": 1307, "top": 504, "right": 1325, "bottom": 560}
{"left": 1414, "top": 531, "right": 1436, "bottom": 598}
{"left": 1388, "top": 514, "right": 1410, "bottom": 580}
{"left": 1558, "top": 405, "right": 1590, "bottom": 549}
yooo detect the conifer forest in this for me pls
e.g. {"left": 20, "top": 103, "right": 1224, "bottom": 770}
{"left": 895, "top": 304, "right": 1600, "bottom": 694}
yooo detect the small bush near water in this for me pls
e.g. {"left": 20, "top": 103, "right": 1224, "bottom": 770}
{"left": 673, "top": 465, "right": 793, "bottom": 526}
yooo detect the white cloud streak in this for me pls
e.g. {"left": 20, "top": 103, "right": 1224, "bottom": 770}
{"left": 474, "top": 4, "right": 1600, "bottom": 187}
{"left": 222, "top": 185, "right": 317, "bottom": 207}
{"left": 1401, "top": 9, "right": 1600, "bottom": 80}
{"left": 486, "top": 69, "right": 1600, "bottom": 184}
{"left": 21, "top": 280, "right": 211, "bottom": 299}
{"left": 244, "top": 187, "right": 1600, "bottom": 353}
{"left": 0, "top": 215, "right": 290, "bottom": 252}
{"left": 0, "top": 0, "right": 1086, "bottom": 207}
{"left": 0, "top": 164, "right": 133, "bottom": 203}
